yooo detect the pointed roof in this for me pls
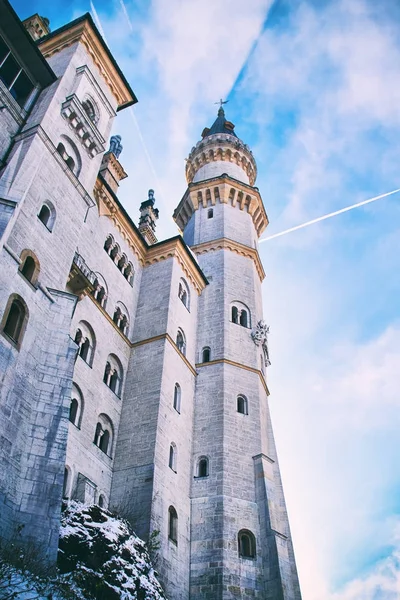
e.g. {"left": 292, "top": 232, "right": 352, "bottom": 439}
{"left": 201, "top": 107, "right": 238, "bottom": 139}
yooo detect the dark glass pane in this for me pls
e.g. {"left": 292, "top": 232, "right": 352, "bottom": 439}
{"left": 11, "top": 70, "right": 34, "bottom": 107}
{"left": 0, "top": 36, "right": 10, "bottom": 64}
{"left": 4, "top": 301, "right": 23, "bottom": 342}
{"left": 0, "top": 53, "right": 20, "bottom": 88}
{"left": 21, "top": 256, "right": 35, "bottom": 282}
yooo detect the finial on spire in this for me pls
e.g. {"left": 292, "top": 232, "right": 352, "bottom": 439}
{"left": 109, "top": 135, "right": 123, "bottom": 158}
{"left": 214, "top": 98, "right": 228, "bottom": 116}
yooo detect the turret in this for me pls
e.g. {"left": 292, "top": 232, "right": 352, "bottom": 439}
{"left": 99, "top": 135, "right": 128, "bottom": 194}
{"left": 138, "top": 189, "right": 159, "bottom": 245}
{"left": 174, "top": 107, "right": 268, "bottom": 247}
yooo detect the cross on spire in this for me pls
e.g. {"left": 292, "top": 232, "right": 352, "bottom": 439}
{"left": 215, "top": 99, "right": 228, "bottom": 108}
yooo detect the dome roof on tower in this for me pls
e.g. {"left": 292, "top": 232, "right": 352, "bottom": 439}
{"left": 201, "top": 107, "right": 238, "bottom": 139}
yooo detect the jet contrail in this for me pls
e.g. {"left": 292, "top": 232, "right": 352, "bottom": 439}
{"left": 90, "top": 0, "right": 166, "bottom": 206}
{"left": 119, "top": 0, "right": 134, "bottom": 32}
{"left": 259, "top": 188, "right": 400, "bottom": 243}
{"left": 90, "top": 1, "right": 109, "bottom": 43}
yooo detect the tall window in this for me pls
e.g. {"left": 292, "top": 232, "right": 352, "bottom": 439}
{"left": 103, "top": 354, "right": 123, "bottom": 397}
{"left": 176, "top": 329, "right": 186, "bottom": 356}
{"left": 238, "top": 530, "right": 256, "bottom": 559}
{"left": 196, "top": 456, "right": 209, "bottom": 478}
{"left": 69, "top": 384, "right": 84, "bottom": 427}
{"left": 178, "top": 278, "right": 190, "bottom": 310}
{"left": 19, "top": 251, "right": 40, "bottom": 286}
{"left": 93, "top": 414, "right": 113, "bottom": 456}
{"left": 169, "top": 443, "right": 177, "bottom": 472}
{"left": 113, "top": 305, "right": 129, "bottom": 336}
{"left": 1, "top": 295, "right": 28, "bottom": 346}
{"left": 208, "top": 208, "right": 213, "bottom": 219}
{"left": 202, "top": 347, "right": 211, "bottom": 363}
{"left": 74, "top": 321, "right": 96, "bottom": 366}
{"left": 168, "top": 506, "right": 178, "bottom": 544}
{"left": 231, "top": 302, "right": 251, "bottom": 329}
{"left": 173, "top": 383, "right": 181, "bottom": 413}
{"left": 69, "top": 398, "right": 79, "bottom": 425}
{"left": 0, "top": 35, "right": 34, "bottom": 107}
{"left": 63, "top": 467, "right": 70, "bottom": 498}
{"left": 37, "top": 201, "right": 56, "bottom": 231}
{"left": 237, "top": 395, "right": 248, "bottom": 415}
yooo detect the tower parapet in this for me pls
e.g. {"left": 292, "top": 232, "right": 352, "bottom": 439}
{"left": 185, "top": 107, "right": 257, "bottom": 185}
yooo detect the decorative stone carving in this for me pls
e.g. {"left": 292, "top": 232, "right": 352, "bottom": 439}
{"left": 251, "top": 320, "right": 271, "bottom": 367}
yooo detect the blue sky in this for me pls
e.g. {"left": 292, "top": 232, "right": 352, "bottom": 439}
{"left": 13, "top": 0, "right": 400, "bottom": 597}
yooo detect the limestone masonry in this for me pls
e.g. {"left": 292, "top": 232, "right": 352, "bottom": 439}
{"left": 0, "top": 1, "right": 302, "bottom": 597}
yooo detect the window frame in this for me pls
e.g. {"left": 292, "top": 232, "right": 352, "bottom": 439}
{"left": 1, "top": 293, "right": 29, "bottom": 350}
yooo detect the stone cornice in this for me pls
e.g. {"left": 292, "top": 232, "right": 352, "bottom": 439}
{"left": 192, "top": 238, "right": 265, "bottom": 282}
{"left": 196, "top": 358, "right": 270, "bottom": 396}
{"left": 39, "top": 18, "right": 136, "bottom": 110}
{"left": 145, "top": 238, "right": 207, "bottom": 295}
{"left": 93, "top": 178, "right": 208, "bottom": 295}
{"left": 174, "top": 174, "right": 269, "bottom": 237}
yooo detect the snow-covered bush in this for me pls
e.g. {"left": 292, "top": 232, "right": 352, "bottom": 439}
{"left": 58, "top": 501, "right": 167, "bottom": 600}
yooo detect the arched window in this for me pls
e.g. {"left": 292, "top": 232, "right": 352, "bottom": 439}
{"left": 173, "top": 383, "right": 181, "bottom": 413}
{"left": 37, "top": 201, "right": 56, "bottom": 231}
{"left": 208, "top": 208, "right": 213, "bottom": 219}
{"left": 178, "top": 278, "right": 190, "bottom": 310}
{"left": 93, "top": 414, "right": 114, "bottom": 456}
{"left": 110, "top": 244, "right": 120, "bottom": 261}
{"left": 104, "top": 235, "right": 113, "bottom": 254}
{"left": 176, "top": 329, "right": 186, "bottom": 356}
{"left": 123, "top": 262, "right": 134, "bottom": 286}
{"left": 237, "top": 395, "right": 248, "bottom": 415}
{"left": 169, "top": 443, "right": 177, "bottom": 472}
{"left": 113, "top": 303, "right": 129, "bottom": 336}
{"left": 92, "top": 274, "right": 108, "bottom": 309}
{"left": 69, "top": 383, "right": 84, "bottom": 427}
{"left": 231, "top": 302, "right": 251, "bottom": 329}
{"left": 98, "top": 494, "right": 106, "bottom": 508}
{"left": 57, "top": 136, "right": 81, "bottom": 177}
{"left": 117, "top": 254, "right": 126, "bottom": 273}
{"left": 238, "top": 530, "right": 256, "bottom": 559}
{"left": 168, "top": 506, "right": 178, "bottom": 544}
{"left": 103, "top": 354, "right": 123, "bottom": 397}
{"left": 202, "top": 347, "right": 211, "bottom": 363}
{"left": 197, "top": 456, "right": 209, "bottom": 478}
{"left": 19, "top": 250, "right": 40, "bottom": 285}
{"left": 1, "top": 294, "right": 29, "bottom": 347}
{"left": 69, "top": 398, "right": 79, "bottom": 424}
{"left": 80, "top": 338, "right": 90, "bottom": 362}
{"left": 74, "top": 321, "right": 96, "bottom": 366}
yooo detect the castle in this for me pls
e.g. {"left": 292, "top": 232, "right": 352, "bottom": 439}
{"left": 0, "top": 1, "right": 302, "bottom": 598}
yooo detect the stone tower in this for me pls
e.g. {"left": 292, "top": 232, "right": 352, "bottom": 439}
{"left": 173, "top": 107, "right": 302, "bottom": 599}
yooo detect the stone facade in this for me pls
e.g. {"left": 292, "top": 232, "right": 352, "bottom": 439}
{"left": 0, "top": 2, "right": 302, "bottom": 598}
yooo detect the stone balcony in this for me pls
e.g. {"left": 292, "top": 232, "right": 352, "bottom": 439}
{"left": 67, "top": 251, "right": 97, "bottom": 296}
